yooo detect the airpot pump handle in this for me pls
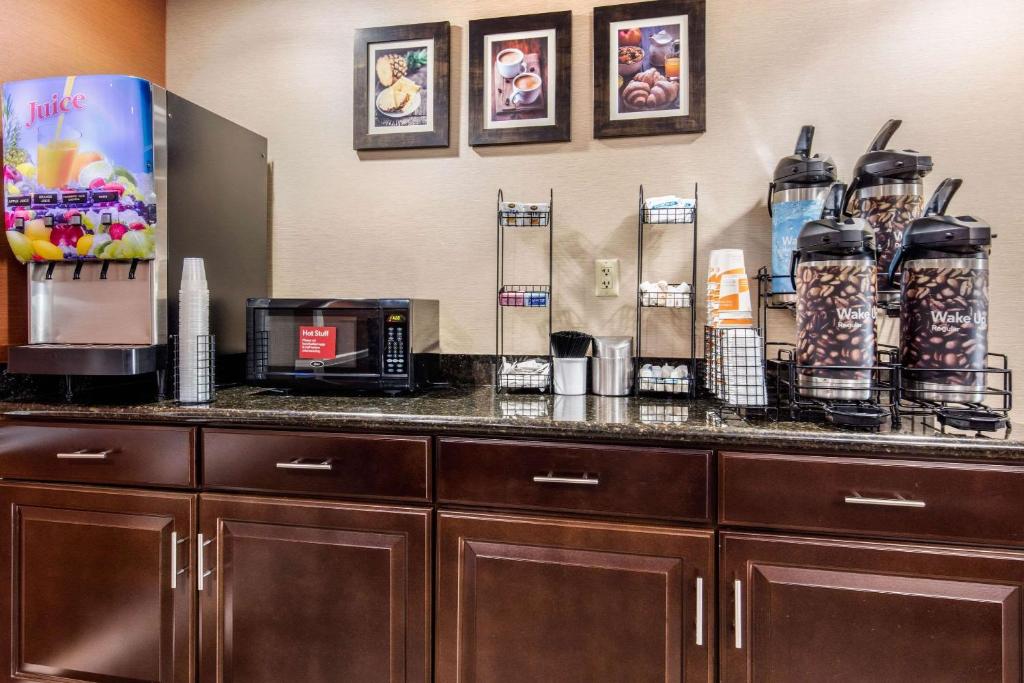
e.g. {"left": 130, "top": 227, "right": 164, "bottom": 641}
{"left": 822, "top": 183, "right": 847, "bottom": 221}
{"left": 925, "top": 177, "right": 963, "bottom": 217}
{"left": 790, "top": 249, "right": 801, "bottom": 291}
{"left": 767, "top": 182, "right": 775, "bottom": 218}
{"left": 868, "top": 118, "right": 902, "bottom": 152}
{"left": 794, "top": 125, "right": 815, "bottom": 158}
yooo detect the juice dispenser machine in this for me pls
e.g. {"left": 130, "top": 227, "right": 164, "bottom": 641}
{"left": 2, "top": 75, "right": 268, "bottom": 387}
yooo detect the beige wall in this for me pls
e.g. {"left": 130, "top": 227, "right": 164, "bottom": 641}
{"left": 167, "top": 0, "right": 1023, "bottom": 412}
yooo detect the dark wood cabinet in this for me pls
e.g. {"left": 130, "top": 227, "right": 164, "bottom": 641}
{"left": 0, "top": 482, "right": 196, "bottom": 683}
{"left": 720, "top": 451, "right": 1024, "bottom": 546}
{"left": 436, "top": 511, "right": 714, "bottom": 683}
{"left": 720, "top": 532, "right": 1024, "bottom": 683}
{"left": 202, "top": 429, "right": 431, "bottom": 501}
{"left": 0, "top": 421, "right": 195, "bottom": 488}
{"left": 438, "top": 437, "right": 711, "bottom": 522}
{"left": 198, "top": 493, "right": 430, "bottom": 683}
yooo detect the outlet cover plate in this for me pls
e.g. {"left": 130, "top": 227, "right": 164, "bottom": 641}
{"left": 595, "top": 258, "right": 619, "bottom": 297}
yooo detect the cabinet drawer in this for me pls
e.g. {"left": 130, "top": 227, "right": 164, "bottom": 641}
{"left": 720, "top": 451, "right": 1024, "bottom": 546}
{"left": 438, "top": 437, "right": 711, "bottom": 521}
{"left": 0, "top": 421, "right": 194, "bottom": 487}
{"left": 202, "top": 429, "right": 431, "bottom": 501}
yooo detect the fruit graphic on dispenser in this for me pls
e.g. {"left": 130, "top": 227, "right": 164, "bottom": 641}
{"left": 76, "top": 234, "right": 94, "bottom": 256}
{"left": 69, "top": 151, "right": 102, "bottom": 184}
{"left": 108, "top": 222, "right": 128, "bottom": 240}
{"left": 23, "top": 218, "right": 51, "bottom": 242}
{"left": 6, "top": 231, "right": 34, "bottom": 262}
{"left": 32, "top": 240, "right": 64, "bottom": 260}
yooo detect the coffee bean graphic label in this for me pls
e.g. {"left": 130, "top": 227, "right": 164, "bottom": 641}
{"left": 900, "top": 258, "right": 989, "bottom": 402}
{"left": 850, "top": 192, "right": 925, "bottom": 293}
{"left": 796, "top": 260, "right": 877, "bottom": 400}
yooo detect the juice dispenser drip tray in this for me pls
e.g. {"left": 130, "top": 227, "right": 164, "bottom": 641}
{"left": 9, "top": 344, "right": 162, "bottom": 376}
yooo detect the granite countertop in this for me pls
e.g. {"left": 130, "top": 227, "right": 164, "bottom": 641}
{"left": 1, "top": 385, "right": 1021, "bottom": 462}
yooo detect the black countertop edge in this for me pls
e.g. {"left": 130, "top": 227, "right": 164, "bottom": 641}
{"left": 1, "top": 386, "right": 1021, "bottom": 463}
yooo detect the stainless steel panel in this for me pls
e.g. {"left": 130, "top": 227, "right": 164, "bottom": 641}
{"left": 8, "top": 343, "right": 160, "bottom": 375}
{"left": 409, "top": 299, "right": 440, "bottom": 353}
{"left": 28, "top": 262, "right": 156, "bottom": 344}
{"left": 166, "top": 91, "right": 269, "bottom": 356}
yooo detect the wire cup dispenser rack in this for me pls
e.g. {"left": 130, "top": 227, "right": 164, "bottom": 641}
{"left": 170, "top": 334, "right": 216, "bottom": 405}
{"left": 635, "top": 184, "right": 699, "bottom": 397}
{"left": 495, "top": 189, "right": 554, "bottom": 393}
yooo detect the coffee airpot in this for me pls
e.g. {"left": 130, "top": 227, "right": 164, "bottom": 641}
{"left": 844, "top": 119, "right": 933, "bottom": 307}
{"left": 767, "top": 125, "right": 837, "bottom": 305}
{"left": 791, "top": 184, "right": 877, "bottom": 402}
{"left": 889, "top": 178, "right": 992, "bottom": 404}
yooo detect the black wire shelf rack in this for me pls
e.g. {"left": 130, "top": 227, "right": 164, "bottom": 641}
{"left": 495, "top": 188, "right": 554, "bottom": 394}
{"left": 635, "top": 184, "right": 699, "bottom": 398}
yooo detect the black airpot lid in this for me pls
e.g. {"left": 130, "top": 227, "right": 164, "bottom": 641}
{"left": 797, "top": 216, "right": 875, "bottom": 254}
{"left": 852, "top": 119, "right": 933, "bottom": 183}
{"left": 903, "top": 214, "right": 991, "bottom": 249}
{"left": 772, "top": 125, "right": 837, "bottom": 186}
{"left": 773, "top": 155, "right": 836, "bottom": 185}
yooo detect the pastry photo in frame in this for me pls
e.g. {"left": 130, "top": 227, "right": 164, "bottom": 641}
{"left": 353, "top": 21, "right": 451, "bottom": 150}
{"left": 469, "top": 11, "right": 572, "bottom": 146}
{"left": 594, "top": 0, "right": 705, "bottom": 138}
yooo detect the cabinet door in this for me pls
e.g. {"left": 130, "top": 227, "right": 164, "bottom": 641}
{"left": 721, "top": 532, "right": 1024, "bottom": 683}
{"left": 0, "top": 482, "right": 195, "bottom": 683}
{"left": 198, "top": 493, "right": 430, "bottom": 683}
{"left": 436, "top": 511, "right": 714, "bottom": 683}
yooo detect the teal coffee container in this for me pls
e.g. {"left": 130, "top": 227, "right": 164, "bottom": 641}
{"left": 767, "top": 125, "right": 836, "bottom": 305}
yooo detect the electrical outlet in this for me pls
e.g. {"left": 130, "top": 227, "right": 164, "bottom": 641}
{"left": 595, "top": 258, "right": 619, "bottom": 297}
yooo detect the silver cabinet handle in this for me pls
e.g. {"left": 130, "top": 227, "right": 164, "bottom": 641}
{"left": 734, "top": 579, "right": 743, "bottom": 649}
{"left": 197, "top": 533, "right": 214, "bottom": 591}
{"left": 170, "top": 532, "right": 188, "bottom": 589}
{"left": 276, "top": 459, "right": 333, "bottom": 471}
{"left": 56, "top": 449, "right": 111, "bottom": 459}
{"left": 844, "top": 494, "right": 926, "bottom": 509}
{"left": 532, "top": 472, "right": 600, "bottom": 486}
{"left": 695, "top": 577, "right": 704, "bottom": 646}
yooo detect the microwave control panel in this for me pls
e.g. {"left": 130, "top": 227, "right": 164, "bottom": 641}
{"left": 384, "top": 311, "right": 408, "bottom": 375}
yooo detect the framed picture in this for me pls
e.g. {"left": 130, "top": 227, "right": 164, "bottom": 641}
{"left": 468, "top": 11, "right": 572, "bottom": 146}
{"left": 353, "top": 21, "right": 450, "bottom": 150}
{"left": 593, "top": 0, "right": 705, "bottom": 139}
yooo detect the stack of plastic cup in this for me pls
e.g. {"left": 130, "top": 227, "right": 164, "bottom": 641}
{"left": 178, "top": 258, "right": 211, "bottom": 403}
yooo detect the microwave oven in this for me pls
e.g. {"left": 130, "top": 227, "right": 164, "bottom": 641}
{"left": 246, "top": 298, "right": 440, "bottom": 393}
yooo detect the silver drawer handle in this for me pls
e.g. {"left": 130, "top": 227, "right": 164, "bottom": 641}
{"left": 734, "top": 579, "right": 743, "bottom": 649}
{"left": 276, "top": 459, "right": 333, "bottom": 471}
{"left": 197, "top": 534, "right": 215, "bottom": 591}
{"left": 170, "top": 532, "right": 188, "bottom": 589}
{"left": 56, "top": 449, "right": 111, "bottom": 459}
{"left": 844, "top": 493, "right": 926, "bottom": 509}
{"left": 695, "top": 577, "right": 704, "bottom": 646}
{"left": 532, "top": 472, "right": 600, "bottom": 486}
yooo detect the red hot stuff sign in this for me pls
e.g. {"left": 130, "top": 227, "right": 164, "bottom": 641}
{"left": 299, "top": 326, "right": 336, "bottom": 360}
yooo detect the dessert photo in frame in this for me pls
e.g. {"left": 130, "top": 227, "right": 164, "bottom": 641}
{"left": 468, "top": 11, "right": 572, "bottom": 146}
{"left": 353, "top": 21, "right": 451, "bottom": 150}
{"left": 593, "top": 0, "right": 705, "bottom": 139}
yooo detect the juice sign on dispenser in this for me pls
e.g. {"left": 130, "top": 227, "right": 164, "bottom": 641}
{"left": 2, "top": 75, "right": 158, "bottom": 263}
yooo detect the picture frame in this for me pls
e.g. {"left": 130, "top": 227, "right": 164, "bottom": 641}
{"left": 593, "top": 0, "right": 706, "bottom": 139}
{"left": 353, "top": 21, "right": 451, "bottom": 150}
{"left": 468, "top": 11, "right": 572, "bottom": 146}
